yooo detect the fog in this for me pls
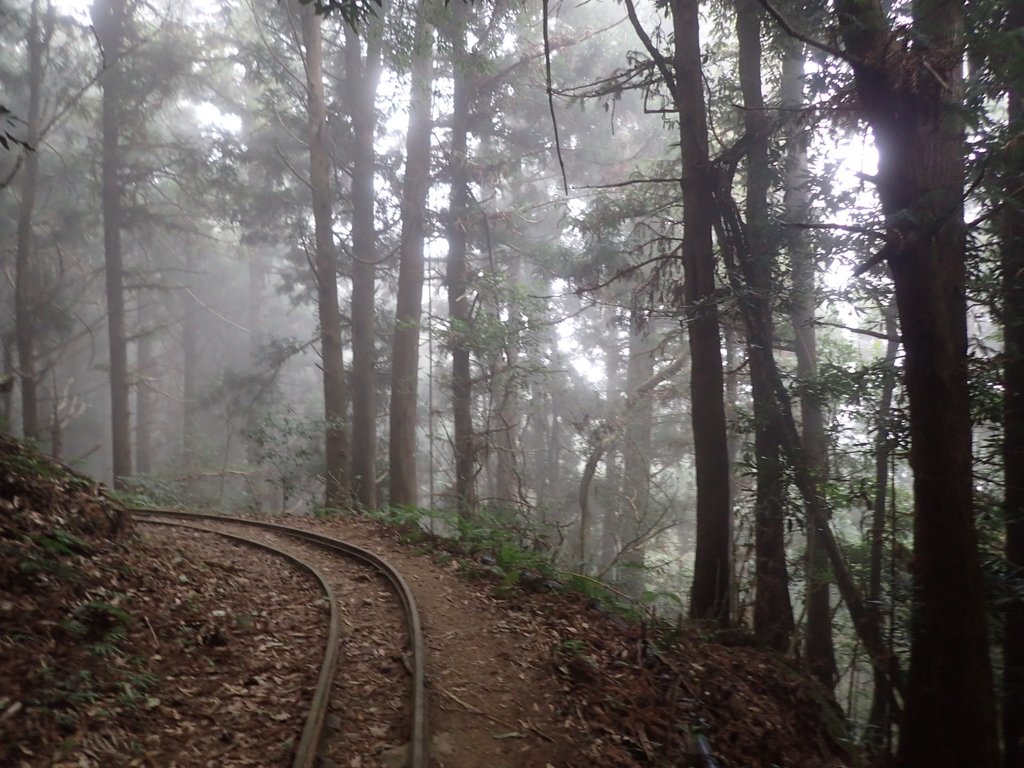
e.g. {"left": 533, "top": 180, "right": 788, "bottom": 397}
{"left": 2, "top": 0, "right": 936, "bottom": 719}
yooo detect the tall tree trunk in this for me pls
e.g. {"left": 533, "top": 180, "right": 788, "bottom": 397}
{"left": 2, "top": 336, "right": 14, "bottom": 429}
{"left": 182, "top": 252, "right": 198, "bottom": 477}
{"left": 241, "top": 98, "right": 270, "bottom": 504}
{"left": 619, "top": 315, "right": 657, "bottom": 598}
{"left": 135, "top": 331, "right": 153, "bottom": 474}
{"left": 388, "top": 0, "right": 433, "bottom": 509}
{"left": 782, "top": 38, "right": 834, "bottom": 681}
{"left": 737, "top": 0, "right": 793, "bottom": 651}
{"left": 446, "top": 3, "right": 476, "bottom": 516}
{"left": 47, "top": 378, "right": 62, "bottom": 462}
{"left": 533, "top": 391, "right": 554, "bottom": 512}
{"left": 346, "top": 20, "right": 383, "bottom": 511}
{"left": 15, "top": 0, "right": 49, "bottom": 442}
{"left": 248, "top": 250, "right": 265, "bottom": 357}
{"left": 720, "top": 176, "right": 900, "bottom": 705}
{"left": 866, "top": 303, "right": 899, "bottom": 749}
{"left": 545, "top": 396, "right": 561, "bottom": 511}
{"left": 244, "top": 244, "right": 269, "bottom": 509}
{"left": 533, "top": 294, "right": 562, "bottom": 517}
{"left": 493, "top": 392, "right": 517, "bottom": 507}
{"left": 834, "top": 0, "right": 998, "bottom": 763}
{"left": 600, "top": 312, "right": 623, "bottom": 573}
{"left": 723, "top": 321, "right": 740, "bottom": 617}
{"left": 93, "top": 0, "right": 132, "bottom": 487}
{"left": 493, "top": 252, "right": 523, "bottom": 508}
{"left": 670, "top": 0, "right": 732, "bottom": 626}
{"left": 246, "top": 246, "right": 265, "bottom": 466}
{"left": 301, "top": 2, "right": 349, "bottom": 509}
{"left": 1002, "top": 19, "right": 1024, "bottom": 765}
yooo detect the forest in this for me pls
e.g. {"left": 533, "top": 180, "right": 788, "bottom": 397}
{"left": 1, "top": 0, "right": 1022, "bottom": 764}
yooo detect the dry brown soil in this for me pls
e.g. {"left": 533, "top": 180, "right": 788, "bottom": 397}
{"left": 1, "top": 436, "right": 854, "bottom": 767}
{"left": 280, "top": 512, "right": 853, "bottom": 768}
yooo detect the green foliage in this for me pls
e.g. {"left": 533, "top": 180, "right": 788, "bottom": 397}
{"left": 563, "top": 571, "right": 610, "bottom": 601}
{"left": 2, "top": 446, "right": 58, "bottom": 481}
{"left": 116, "top": 668, "right": 160, "bottom": 708}
{"left": 0, "top": 105, "right": 32, "bottom": 153}
{"left": 311, "top": 503, "right": 343, "bottom": 519}
{"left": 494, "top": 540, "right": 544, "bottom": 574}
{"left": 243, "top": 410, "right": 326, "bottom": 510}
{"left": 7, "top": 534, "right": 81, "bottom": 584}
{"left": 34, "top": 668, "right": 100, "bottom": 709}
{"left": 553, "top": 637, "right": 588, "bottom": 658}
{"left": 367, "top": 504, "right": 564, "bottom": 591}
{"left": 563, "top": 571, "right": 643, "bottom": 622}
{"left": 32, "top": 529, "right": 91, "bottom": 557}
{"left": 60, "top": 597, "right": 132, "bottom": 653}
{"left": 303, "top": 0, "right": 382, "bottom": 27}
{"left": 967, "top": 351, "right": 1003, "bottom": 428}
{"left": 639, "top": 588, "right": 683, "bottom": 609}
{"left": 113, "top": 476, "right": 191, "bottom": 509}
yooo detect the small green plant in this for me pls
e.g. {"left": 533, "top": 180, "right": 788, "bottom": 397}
{"left": 450, "top": 511, "right": 491, "bottom": 547}
{"left": 564, "top": 572, "right": 615, "bottom": 602}
{"left": 9, "top": 540, "right": 79, "bottom": 583}
{"left": 552, "top": 638, "right": 599, "bottom": 679}
{"left": 363, "top": 504, "right": 439, "bottom": 544}
{"left": 111, "top": 475, "right": 192, "bottom": 509}
{"left": 33, "top": 529, "right": 92, "bottom": 557}
{"left": 312, "top": 504, "right": 344, "bottom": 519}
{"left": 562, "top": 571, "right": 644, "bottom": 622}
{"left": 60, "top": 598, "right": 132, "bottom": 655}
{"left": 2, "top": 447, "right": 58, "bottom": 480}
{"left": 55, "top": 712, "right": 79, "bottom": 734}
{"left": 554, "top": 638, "right": 588, "bottom": 657}
{"left": 243, "top": 410, "right": 325, "bottom": 511}
{"left": 433, "top": 552, "right": 453, "bottom": 566}
{"left": 398, "top": 527, "right": 426, "bottom": 545}
{"left": 89, "top": 631, "right": 128, "bottom": 658}
{"left": 603, "top": 694, "right": 628, "bottom": 713}
{"left": 34, "top": 668, "right": 100, "bottom": 709}
{"left": 59, "top": 615, "right": 89, "bottom": 641}
{"left": 368, "top": 504, "right": 432, "bottom": 529}
{"left": 494, "top": 541, "right": 549, "bottom": 575}
{"left": 117, "top": 669, "right": 160, "bottom": 707}
{"left": 639, "top": 588, "right": 684, "bottom": 611}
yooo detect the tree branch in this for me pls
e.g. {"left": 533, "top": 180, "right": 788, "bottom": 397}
{"left": 621, "top": 0, "right": 677, "bottom": 101}
{"left": 756, "top": 0, "right": 846, "bottom": 60}
{"left": 542, "top": 0, "right": 569, "bottom": 195}
{"left": 816, "top": 319, "right": 901, "bottom": 342}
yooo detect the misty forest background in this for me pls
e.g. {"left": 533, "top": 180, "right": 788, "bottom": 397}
{"left": 3, "top": 0, "right": 1023, "bottom": 764}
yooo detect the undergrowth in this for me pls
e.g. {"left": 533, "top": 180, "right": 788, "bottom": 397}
{"left": 346, "top": 503, "right": 673, "bottom": 625}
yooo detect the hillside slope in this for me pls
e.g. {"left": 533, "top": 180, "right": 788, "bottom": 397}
{"left": 1, "top": 436, "right": 852, "bottom": 767}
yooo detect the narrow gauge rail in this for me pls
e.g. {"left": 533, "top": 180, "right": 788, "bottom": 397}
{"left": 131, "top": 508, "right": 427, "bottom": 768}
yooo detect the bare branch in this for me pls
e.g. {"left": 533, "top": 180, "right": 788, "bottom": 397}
{"left": 542, "top": 0, "right": 569, "bottom": 195}
{"left": 784, "top": 220, "right": 887, "bottom": 238}
{"left": 756, "top": 0, "right": 845, "bottom": 60}
{"left": 816, "top": 319, "right": 901, "bottom": 342}
{"left": 621, "top": 0, "right": 677, "bottom": 100}
{"left": 574, "top": 176, "right": 681, "bottom": 191}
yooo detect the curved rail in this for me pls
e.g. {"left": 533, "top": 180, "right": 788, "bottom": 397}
{"left": 132, "top": 508, "right": 427, "bottom": 768}
{"left": 135, "top": 518, "right": 341, "bottom": 768}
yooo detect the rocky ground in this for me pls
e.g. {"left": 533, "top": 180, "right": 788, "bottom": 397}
{"left": 1, "top": 435, "right": 853, "bottom": 767}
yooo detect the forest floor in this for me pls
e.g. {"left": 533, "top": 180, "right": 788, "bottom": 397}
{"left": 1, "top": 436, "right": 854, "bottom": 767}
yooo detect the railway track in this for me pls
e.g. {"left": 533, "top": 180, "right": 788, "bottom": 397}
{"left": 131, "top": 508, "right": 427, "bottom": 768}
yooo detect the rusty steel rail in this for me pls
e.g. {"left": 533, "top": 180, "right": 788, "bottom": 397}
{"left": 132, "top": 508, "right": 428, "bottom": 768}
{"left": 134, "top": 518, "right": 341, "bottom": 768}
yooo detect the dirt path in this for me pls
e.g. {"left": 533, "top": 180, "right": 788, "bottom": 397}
{"left": 283, "top": 514, "right": 584, "bottom": 768}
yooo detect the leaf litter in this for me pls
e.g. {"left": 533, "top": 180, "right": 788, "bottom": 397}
{"left": 1, "top": 433, "right": 854, "bottom": 767}
{"left": 0, "top": 436, "right": 323, "bottom": 766}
